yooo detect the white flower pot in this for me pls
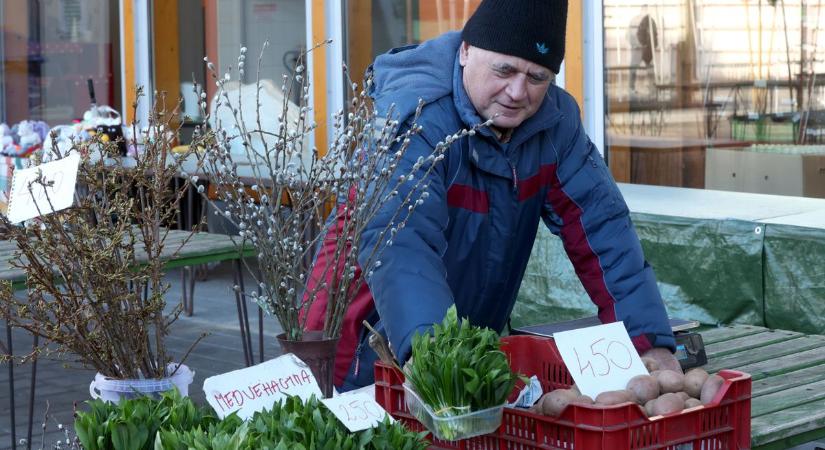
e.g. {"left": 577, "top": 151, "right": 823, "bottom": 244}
{"left": 88, "top": 363, "right": 194, "bottom": 403}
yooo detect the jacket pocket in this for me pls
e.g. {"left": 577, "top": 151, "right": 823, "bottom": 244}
{"left": 580, "top": 140, "right": 628, "bottom": 220}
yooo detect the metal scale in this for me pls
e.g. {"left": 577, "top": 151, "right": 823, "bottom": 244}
{"left": 513, "top": 317, "right": 708, "bottom": 371}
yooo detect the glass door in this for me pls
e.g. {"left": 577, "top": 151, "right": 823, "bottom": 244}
{"left": 346, "top": 0, "right": 482, "bottom": 89}
{"left": 1, "top": 0, "right": 121, "bottom": 125}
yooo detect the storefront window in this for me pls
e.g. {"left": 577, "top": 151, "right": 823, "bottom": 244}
{"left": 182, "top": 1, "right": 307, "bottom": 146}
{"left": 346, "top": 0, "right": 482, "bottom": 88}
{"left": 604, "top": 1, "right": 825, "bottom": 199}
{"left": 0, "top": 0, "right": 121, "bottom": 125}
{"left": 210, "top": 0, "right": 306, "bottom": 104}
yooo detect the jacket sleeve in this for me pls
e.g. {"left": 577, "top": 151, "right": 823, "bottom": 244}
{"left": 357, "top": 122, "right": 454, "bottom": 363}
{"left": 542, "top": 97, "right": 675, "bottom": 354}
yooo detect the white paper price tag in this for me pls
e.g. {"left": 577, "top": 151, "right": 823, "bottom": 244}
{"left": 321, "top": 392, "right": 393, "bottom": 432}
{"left": 203, "top": 353, "right": 322, "bottom": 420}
{"left": 553, "top": 322, "right": 648, "bottom": 399}
{"left": 6, "top": 154, "right": 80, "bottom": 223}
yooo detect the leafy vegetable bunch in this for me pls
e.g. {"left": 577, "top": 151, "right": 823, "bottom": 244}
{"left": 75, "top": 390, "right": 216, "bottom": 450}
{"left": 158, "top": 396, "right": 428, "bottom": 450}
{"left": 75, "top": 392, "right": 428, "bottom": 450}
{"left": 405, "top": 306, "right": 520, "bottom": 417}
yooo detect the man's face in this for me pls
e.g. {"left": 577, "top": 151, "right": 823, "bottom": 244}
{"left": 459, "top": 42, "right": 553, "bottom": 130}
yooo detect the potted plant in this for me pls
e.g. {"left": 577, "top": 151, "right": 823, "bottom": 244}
{"left": 192, "top": 46, "right": 482, "bottom": 397}
{"left": 0, "top": 91, "right": 204, "bottom": 402}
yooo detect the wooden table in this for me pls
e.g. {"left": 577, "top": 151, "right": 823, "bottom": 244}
{"left": 0, "top": 229, "right": 254, "bottom": 289}
{"left": 0, "top": 230, "right": 258, "bottom": 450}
{"left": 702, "top": 324, "right": 825, "bottom": 449}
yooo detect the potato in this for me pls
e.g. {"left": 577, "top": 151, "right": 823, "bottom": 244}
{"left": 531, "top": 394, "right": 550, "bottom": 414}
{"left": 530, "top": 392, "right": 553, "bottom": 413}
{"left": 684, "top": 398, "right": 702, "bottom": 409}
{"left": 651, "top": 393, "right": 685, "bottom": 416}
{"left": 700, "top": 374, "right": 725, "bottom": 405}
{"left": 570, "top": 384, "right": 581, "bottom": 396}
{"left": 684, "top": 368, "right": 709, "bottom": 398}
{"left": 573, "top": 394, "right": 594, "bottom": 405}
{"left": 656, "top": 370, "right": 685, "bottom": 394}
{"left": 644, "top": 399, "right": 656, "bottom": 417}
{"left": 625, "top": 390, "right": 639, "bottom": 405}
{"left": 676, "top": 392, "right": 691, "bottom": 401}
{"left": 642, "top": 356, "right": 660, "bottom": 372}
{"left": 541, "top": 389, "right": 578, "bottom": 417}
{"left": 595, "top": 390, "right": 633, "bottom": 406}
{"left": 626, "top": 374, "right": 660, "bottom": 404}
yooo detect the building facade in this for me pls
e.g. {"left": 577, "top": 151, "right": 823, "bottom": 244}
{"left": 2, "top": 0, "right": 824, "bottom": 199}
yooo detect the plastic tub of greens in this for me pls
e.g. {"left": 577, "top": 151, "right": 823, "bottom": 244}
{"left": 403, "top": 382, "right": 505, "bottom": 441}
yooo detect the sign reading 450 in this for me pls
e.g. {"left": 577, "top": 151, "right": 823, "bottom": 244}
{"left": 553, "top": 322, "right": 648, "bottom": 398}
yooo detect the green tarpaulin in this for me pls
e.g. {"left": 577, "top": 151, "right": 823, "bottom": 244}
{"left": 512, "top": 212, "right": 823, "bottom": 333}
{"left": 764, "top": 224, "right": 825, "bottom": 334}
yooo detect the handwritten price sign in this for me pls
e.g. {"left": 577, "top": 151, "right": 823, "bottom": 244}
{"left": 321, "top": 392, "right": 393, "bottom": 432}
{"left": 6, "top": 153, "right": 80, "bottom": 223}
{"left": 203, "top": 353, "right": 322, "bottom": 420}
{"left": 553, "top": 322, "right": 648, "bottom": 398}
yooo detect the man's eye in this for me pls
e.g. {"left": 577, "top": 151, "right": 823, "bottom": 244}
{"left": 492, "top": 65, "right": 513, "bottom": 75}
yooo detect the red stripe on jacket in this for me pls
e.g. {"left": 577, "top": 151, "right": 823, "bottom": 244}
{"left": 302, "top": 191, "right": 376, "bottom": 386}
{"left": 544, "top": 165, "right": 655, "bottom": 354}
{"left": 447, "top": 184, "right": 489, "bottom": 213}
{"left": 545, "top": 165, "right": 618, "bottom": 326}
{"left": 518, "top": 165, "right": 555, "bottom": 201}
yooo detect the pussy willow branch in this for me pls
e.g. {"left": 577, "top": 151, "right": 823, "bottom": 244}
{"left": 196, "top": 44, "right": 487, "bottom": 342}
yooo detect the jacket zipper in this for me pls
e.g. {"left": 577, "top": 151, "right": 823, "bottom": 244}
{"left": 507, "top": 159, "right": 518, "bottom": 195}
{"left": 353, "top": 341, "right": 364, "bottom": 377}
{"left": 352, "top": 321, "right": 372, "bottom": 378}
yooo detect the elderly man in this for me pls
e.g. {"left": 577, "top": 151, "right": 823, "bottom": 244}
{"left": 306, "top": 0, "right": 680, "bottom": 391}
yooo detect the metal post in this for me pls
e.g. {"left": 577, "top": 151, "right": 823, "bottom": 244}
{"left": 25, "top": 335, "right": 37, "bottom": 450}
{"left": 6, "top": 319, "right": 16, "bottom": 450}
{"left": 257, "top": 268, "right": 264, "bottom": 363}
{"left": 235, "top": 259, "right": 253, "bottom": 364}
{"left": 232, "top": 259, "right": 252, "bottom": 366}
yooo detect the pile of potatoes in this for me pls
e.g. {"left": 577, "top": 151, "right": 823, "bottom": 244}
{"left": 529, "top": 358, "right": 726, "bottom": 418}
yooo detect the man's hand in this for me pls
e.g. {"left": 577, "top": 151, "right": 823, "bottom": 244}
{"left": 642, "top": 347, "right": 682, "bottom": 374}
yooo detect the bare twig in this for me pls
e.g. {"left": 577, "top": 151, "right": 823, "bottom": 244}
{"left": 0, "top": 90, "right": 205, "bottom": 379}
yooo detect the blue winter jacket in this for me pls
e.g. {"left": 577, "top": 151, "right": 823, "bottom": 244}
{"left": 347, "top": 31, "right": 675, "bottom": 389}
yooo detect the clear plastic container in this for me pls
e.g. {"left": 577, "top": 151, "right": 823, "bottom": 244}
{"left": 403, "top": 383, "right": 504, "bottom": 441}
{"left": 89, "top": 363, "right": 194, "bottom": 403}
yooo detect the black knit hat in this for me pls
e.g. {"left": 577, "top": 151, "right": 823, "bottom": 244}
{"left": 461, "top": 0, "right": 568, "bottom": 74}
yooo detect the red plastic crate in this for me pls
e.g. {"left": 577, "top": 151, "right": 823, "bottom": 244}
{"left": 375, "top": 335, "right": 751, "bottom": 450}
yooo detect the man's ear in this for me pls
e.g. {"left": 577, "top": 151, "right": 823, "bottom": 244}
{"left": 459, "top": 41, "right": 470, "bottom": 67}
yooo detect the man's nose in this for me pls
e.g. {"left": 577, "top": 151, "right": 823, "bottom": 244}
{"left": 506, "top": 75, "right": 528, "bottom": 102}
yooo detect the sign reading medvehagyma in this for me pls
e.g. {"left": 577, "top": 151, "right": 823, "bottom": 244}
{"left": 203, "top": 353, "right": 322, "bottom": 420}
{"left": 553, "top": 322, "right": 648, "bottom": 399}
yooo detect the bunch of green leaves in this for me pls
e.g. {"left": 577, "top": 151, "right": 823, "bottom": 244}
{"left": 74, "top": 390, "right": 217, "bottom": 450}
{"left": 405, "top": 306, "right": 520, "bottom": 417}
{"left": 156, "top": 395, "right": 428, "bottom": 450}
{"left": 154, "top": 415, "right": 247, "bottom": 450}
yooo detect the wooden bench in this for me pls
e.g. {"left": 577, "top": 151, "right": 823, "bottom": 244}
{"left": 702, "top": 324, "right": 825, "bottom": 449}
